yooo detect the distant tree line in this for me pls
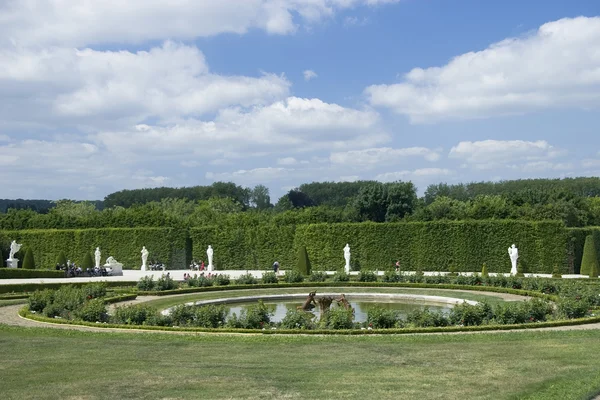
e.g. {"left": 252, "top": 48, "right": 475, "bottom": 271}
{"left": 1, "top": 177, "right": 600, "bottom": 230}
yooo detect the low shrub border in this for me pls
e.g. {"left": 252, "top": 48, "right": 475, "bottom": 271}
{"left": 0, "top": 269, "right": 66, "bottom": 279}
{"left": 0, "top": 281, "right": 136, "bottom": 294}
{"left": 18, "top": 306, "right": 600, "bottom": 335}
{"left": 17, "top": 281, "right": 600, "bottom": 335}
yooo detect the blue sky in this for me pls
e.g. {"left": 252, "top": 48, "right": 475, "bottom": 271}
{"left": 0, "top": 0, "right": 599, "bottom": 201}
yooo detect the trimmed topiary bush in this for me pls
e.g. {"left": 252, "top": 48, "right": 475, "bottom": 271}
{"left": 56, "top": 251, "right": 67, "bottom": 267}
{"left": 581, "top": 235, "right": 600, "bottom": 277}
{"left": 22, "top": 247, "right": 35, "bottom": 269}
{"left": 296, "top": 246, "right": 311, "bottom": 276}
{"left": 81, "top": 252, "right": 94, "bottom": 270}
{"left": 481, "top": 263, "right": 488, "bottom": 277}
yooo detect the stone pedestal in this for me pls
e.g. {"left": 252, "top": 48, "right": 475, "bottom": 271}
{"left": 6, "top": 258, "right": 18, "bottom": 268}
{"left": 141, "top": 264, "right": 147, "bottom": 272}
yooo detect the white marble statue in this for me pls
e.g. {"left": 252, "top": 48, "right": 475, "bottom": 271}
{"left": 344, "top": 243, "right": 351, "bottom": 274}
{"left": 141, "top": 246, "right": 149, "bottom": 271}
{"left": 104, "top": 256, "right": 123, "bottom": 276}
{"left": 8, "top": 240, "right": 22, "bottom": 260}
{"left": 508, "top": 244, "right": 519, "bottom": 275}
{"left": 207, "top": 245, "right": 214, "bottom": 272}
{"left": 94, "top": 247, "right": 101, "bottom": 269}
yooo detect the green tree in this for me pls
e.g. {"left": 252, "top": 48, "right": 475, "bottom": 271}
{"left": 580, "top": 235, "right": 600, "bottom": 277}
{"left": 250, "top": 185, "right": 272, "bottom": 210}
{"left": 296, "top": 246, "right": 312, "bottom": 275}
{"left": 22, "top": 247, "right": 35, "bottom": 269}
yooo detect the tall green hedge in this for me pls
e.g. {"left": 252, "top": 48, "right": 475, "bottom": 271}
{"left": 580, "top": 235, "right": 600, "bottom": 277}
{"left": 190, "top": 223, "right": 297, "bottom": 270}
{"left": 292, "top": 221, "right": 568, "bottom": 273}
{"left": 0, "top": 228, "right": 189, "bottom": 270}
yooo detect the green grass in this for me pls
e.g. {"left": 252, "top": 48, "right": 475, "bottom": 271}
{"left": 0, "top": 299, "right": 27, "bottom": 308}
{"left": 142, "top": 286, "right": 516, "bottom": 311}
{"left": 0, "top": 324, "right": 599, "bottom": 399}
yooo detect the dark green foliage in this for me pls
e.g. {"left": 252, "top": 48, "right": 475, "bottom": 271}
{"left": 358, "top": 270, "right": 377, "bottom": 282}
{"left": 83, "top": 283, "right": 107, "bottom": 299}
{"left": 332, "top": 270, "right": 350, "bottom": 282}
{"left": 320, "top": 308, "right": 354, "bottom": 330}
{"left": 75, "top": 298, "right": 108, "bottom": 322}
{"left": 556, "top": 298, "right": 591, "bottom": 319}
{"left": 137, "top": 276, "right": 155, "bottom": 291}
{"left": 214, "top": 274, "right": 231, "bottom": 286}
{"left": 406, "top": 308, "right": 449, "bottom": 327}
{"left": 156, "top": 274, "right": 177, "bottom": 291}
{"left": 236, "top": 273, "right": 258, "bottom": 285}
{"left": 261, "top": 272, "right": 278, "bottom": 284}
{"left": 283, "top": 270, "right": 304, "bottom": 283}
{"left": 81, "top": 252, "right": 94, "bottom": 270}
{"left": 449, "top": 302, "right": 492, "bottom": 326}
{"left": 580, "top": 235, "right": 600, "bottom": 277}
{"left": 56, "top": 251, "right": 67, "bottom": 267}
{"left": 170, "top": 304, "right": 227, "bottom": 328}
{"left": 296, "top": 246, "right": 311, "bottom": 275}
{"left": 22, "top": 247, "right": 35, "bottom": 269}
{"left": 308, "top": 271, "right": 327, "bottom": 282}
{"left": 112, "top": 304, "right": 161, "bottom": 325}
{"left": 366, "top": 306, "right": 402, "bottom": 329}
{"left": 226, "top": 300, "right": 272, "bottom": 329}
{"left": 28, "top": 289, "right": 54, "bottom": 313}
{"left": 104, "top": 181, "right": 250, "bottom": 208}
{"left": 280, "top": 309, "right": 316, "bottom": 329}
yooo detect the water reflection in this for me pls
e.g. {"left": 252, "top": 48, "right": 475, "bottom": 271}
{"left": 226, "top": 299, "right": 452, "bottom": 323}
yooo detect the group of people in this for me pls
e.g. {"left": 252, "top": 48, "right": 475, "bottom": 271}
{"left": 55, "top": 260, "right": 83, "bottom": 277}
{"left": 183, "top": 271, "right": 215, "bottom": 280}
{"left": 189, "top": 260, "right": 206, "bottom": 271}
{"left": 148, "top": 261, "right": 166, "bottom": 271}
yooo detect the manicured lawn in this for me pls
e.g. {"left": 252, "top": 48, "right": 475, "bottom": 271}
{"left": 142, "top": 286, "right": 516, "bottom": 311}
{"left": 1, "top": 324, "right": 599, "bottom": 399}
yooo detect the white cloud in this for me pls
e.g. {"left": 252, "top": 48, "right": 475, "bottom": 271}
{"left": 0, "top": 0, "right": 401, "bottom": 47}
{"left": 277, "top": 157, "right": 298, "bottom": 165}
{"left": 303, "top": 69, "right": 318, "bottom": 81}
{"left": 449, "top": 140, "right": 563, "bottom": 169}
{"left": 338, "top": 175, "right": 359, "bottom": 182}
{"left": 582, "top": 159, "right": 600, "bottom": 168}
{"left": 519, "top": 161, "right": 573, "bottom": 172}
{"left": 95, "top": 97, "right": 385, "bottom": 159}
{"left": 0, "top": 42, "right": 290, "bottom": 124}
{"left": 206, "top": 167, "right": 293, "bottom": 184}
{"left": 330, "top": 146, "right": 441, "bottom": 166}
{"left": 376, "top": 168, "right": 453, "bottom": 182}
{"left": 365, "top": 16, "right": 600, "bottom": 123}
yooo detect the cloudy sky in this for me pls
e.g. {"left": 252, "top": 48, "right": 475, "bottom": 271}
{"left": 1, "top": 0, "right": 599, "bottom": 201}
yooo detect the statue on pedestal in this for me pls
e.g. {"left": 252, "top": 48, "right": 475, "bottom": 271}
{"left": 6, "top": 240, "right": 22, "bottom": 268}
{"left": 141, "top": 246, "right": 149, "bottom": 271}
{"left": 94, "top": 247, "right": 101, "bottom": 269}
{"left": 8, "top": 240, "right": 22, "bottom": 260}
{"left": 207, "top": 245, "right": 214, "bottom": 272}
{"left": 508, "top": 244, "right": 519, "bottom": 275}
{"left": 343, "top": 244, "right": 351, "bottom": 274}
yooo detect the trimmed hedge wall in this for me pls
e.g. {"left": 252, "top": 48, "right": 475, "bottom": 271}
{"left": 0, "top": 228, "right": 189, "bottom": 270}
{"left": 190, "top": 223, "right": 297, "bottom": 270}
{"left": 0, "top": 269, "right": 65, "bottom": 279}
{"left": 293, "top": 221, "right": 569, "bottom": 273}
{"left": 3, "top": 221, "right": 598, "bottom": 274}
